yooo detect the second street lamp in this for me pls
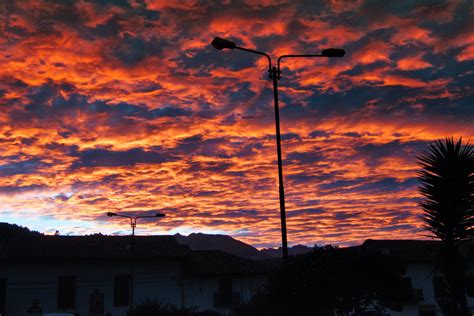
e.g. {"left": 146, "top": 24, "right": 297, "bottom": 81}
{"left": 107, "top": 211, "right": 165, "bottom": 315}
{"left": 211, "top": 37, "right": 345, "bottom": 263}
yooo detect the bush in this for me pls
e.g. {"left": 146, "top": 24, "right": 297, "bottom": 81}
{"left": 131, "top": 299, "right": 223, "bottom": 316}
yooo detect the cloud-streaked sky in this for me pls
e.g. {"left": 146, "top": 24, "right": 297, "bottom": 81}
{"left": 0, "top": 0, "right": 473, "bottom": 248}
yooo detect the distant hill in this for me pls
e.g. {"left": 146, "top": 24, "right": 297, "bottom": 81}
{"left": 174, "top": 233, "right": 271, "bottom": 261}
{"left": 174, "top": 233, "right": 313, "bottom": 260}
{"left": 260, "top": 244, "right": 313, "bottom": 258}
{"left": 0, "top": 222, "right": 42, "bottom": 236}
{"left": 0, "top": 223, "right": 313, "bottom": 259}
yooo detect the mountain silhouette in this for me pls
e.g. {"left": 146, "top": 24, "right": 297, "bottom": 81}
{"left": 0, "top": 223, "right": 313, "bottom": 260}
{"left": 174, "top": 233, "right": 313, "bottom": 260}
{"left": 260, "top": 244, "right": 312, "bottom": 258}
{"left": 174, "top": 232, "right": 270, "bottom": 260}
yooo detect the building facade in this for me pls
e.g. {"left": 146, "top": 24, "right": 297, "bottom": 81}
{"left": 360, "top": 240, "right": 474, "bottom": 316}
{"left": 0, "top": 235, "right": 268, "bottom": 316}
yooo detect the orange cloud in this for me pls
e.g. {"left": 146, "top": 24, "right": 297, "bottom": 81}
{"left": 397, "top": 54, "right": 433, "bottom": 70}
{"left": 457, "top": 45, "right": 474, "bottom": 61}
{"left": 0, "top": 0, "right": 472, "bottom": 249}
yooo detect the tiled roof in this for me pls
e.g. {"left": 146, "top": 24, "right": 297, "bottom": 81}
{"left": 0, "top": 235, "right": 270, "bottom": 276}
{"left": 184, "top": 250, "right": 271, "bottom": 276}
{"left": 0, "top": 235, "right": 190, "bottom": 260}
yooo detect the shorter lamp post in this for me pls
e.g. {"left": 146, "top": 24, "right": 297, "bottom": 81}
{"left": 107, "top": 212, "right": 165, "bottom": 315}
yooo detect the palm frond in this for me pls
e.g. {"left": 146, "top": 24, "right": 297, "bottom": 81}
{"left": 417, "top": 137, "right": 474, "bottom": 241}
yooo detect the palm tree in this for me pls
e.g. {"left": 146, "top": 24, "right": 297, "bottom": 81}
{"left": 418, "top": 137, "right": 474, "bottom": 316}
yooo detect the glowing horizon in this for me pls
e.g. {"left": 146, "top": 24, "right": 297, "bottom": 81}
{"left": 0, "top": 0, "right": 473, "bottom": 248}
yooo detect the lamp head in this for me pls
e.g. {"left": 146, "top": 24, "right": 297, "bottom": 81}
{"left": 107, "top": 212, "right": 117, "bottom": 217}
{"left": 211, "top": 37, "right": 236, "bottom": 50}
{"left": 155, "top": 213, "right": 166, "bottom": 218}
{"left": 321, "top": 48, "right": 345, "bottom": 57}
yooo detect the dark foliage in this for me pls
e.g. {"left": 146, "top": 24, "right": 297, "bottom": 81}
{"left": 233, "top": 246, "right": 412, "bottom": 316}
{"left": 0, "top": 222, "right": 42, "bottom": 236}
{"left": 131, "top": 298, "right": 223, "bottom": 316}
{"left": 417, "top": 137, "right": 474, "bottom": 316}
{"left": 418, "top": 137, "right": 474, "bottom": 241}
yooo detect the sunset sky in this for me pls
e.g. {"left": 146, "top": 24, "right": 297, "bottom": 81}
{"left": 0, "top": 0, "right": 473, "bottom": 248}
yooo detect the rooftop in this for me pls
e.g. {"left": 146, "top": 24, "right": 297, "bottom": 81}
{"left": 0, "top": 234, "right": 190, "bottom": 260}
{"left": 359, "top": 239, "right": 474, "bottom": 262}
{"left": 0, "top": 234, "right": 270, "bottom": 276}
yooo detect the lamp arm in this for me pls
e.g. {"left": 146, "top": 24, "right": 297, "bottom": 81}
{"left": 135, "top": 215, "right": 163, "bottom": 220}
{"left": 277, "top": 54, "right": 324, "bottom": 73}
{"left": 235, "top": 46, "right": 272, "bottom": 72}
{"left": 114, "top": 214, "right": 132, "bottom": 220}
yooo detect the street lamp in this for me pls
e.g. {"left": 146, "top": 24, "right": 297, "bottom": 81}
{"left": 107, "top": 211, "right": 165, "bottom": 315}
{"left": 211, "top": 37, "right": 344, "bottom": 263}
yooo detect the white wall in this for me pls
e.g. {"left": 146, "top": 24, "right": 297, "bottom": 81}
{"left": 384, "top": 262, "right": 437, "bottom": 316}
{"left": 388, "top": 262, "right": 474, "bottom": 316}
{"left": 1, "top": 261, "right": 268, "bottom": 316}
{"left": 1, "top": 260, "right": 182, "bottom": 316}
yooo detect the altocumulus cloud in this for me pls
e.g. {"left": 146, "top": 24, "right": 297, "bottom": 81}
{"left": 0, "top": 0, "right": 472, "bottom": 247}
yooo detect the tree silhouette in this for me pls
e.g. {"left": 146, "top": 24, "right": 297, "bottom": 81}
{"left": 233, "top": 246, "right": 412, "bottom": 316}
{"left": 418, "top": 137, "right": 474, "bottom": 316}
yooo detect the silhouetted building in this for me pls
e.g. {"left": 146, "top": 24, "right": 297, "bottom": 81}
{"left": 357, "top": 239, "right": 474, "bottom": 316}
{"left": 0, "top": 235, "right": 268, "bottom": 316}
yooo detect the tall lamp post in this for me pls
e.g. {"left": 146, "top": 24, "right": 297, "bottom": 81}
{"left": 107, "top": 212, "right": 165, "bottom": 315}
{"left": 211, "top": 37, "right": 345, "bottom": 263}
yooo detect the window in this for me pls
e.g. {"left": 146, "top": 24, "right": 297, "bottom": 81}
{"left": 0, "top": 278, "right": 6, "bottom": 314}
{"left": 466, "top": 275, "right": 474, "bottom": 297}
{"left": 219, "top": 277, "right": 233, "bottom": 304}
{"left": 57, "top": 276, "right": 76, "bottom": 309}
{"left": 412, "top": 288, "right": 424, "bottom": 301}
{"left": 214, "top": 277, "right": 239, "bottom": 307}
{"left": 113, "top": 275, "right": 130, "bottom": 306}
